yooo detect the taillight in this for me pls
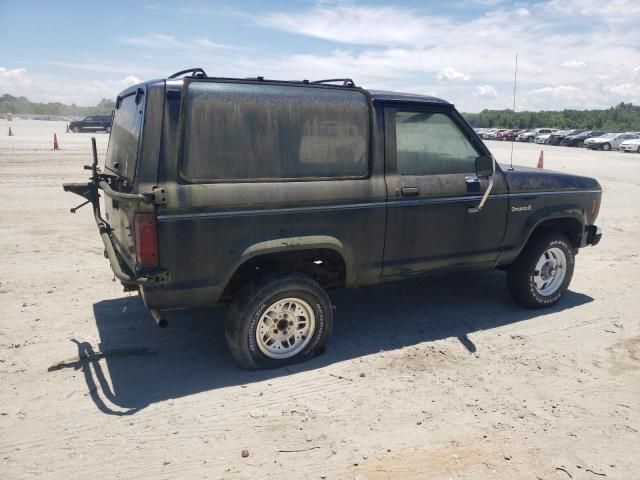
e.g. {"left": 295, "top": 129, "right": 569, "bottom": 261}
{"left": 134, "top": 213, "right": 159, "bottom": 268}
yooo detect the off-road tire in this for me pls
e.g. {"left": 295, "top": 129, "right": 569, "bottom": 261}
{"left": 225, "top": 273, "right": 333, "bottom": 370}
{"left": 507, "top": 232, "right": 575, "bottom": 309}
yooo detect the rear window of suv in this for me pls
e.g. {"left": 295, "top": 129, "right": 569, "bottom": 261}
{"left": 181, "top": 82, "right": 369, "bottom": 182}
{"left": 105, "top": 91, "right": 143, "bottom": 180}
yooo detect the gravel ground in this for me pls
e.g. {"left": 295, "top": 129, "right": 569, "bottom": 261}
{"left": 1, "top": 119, "right": 638, "bottom": 479}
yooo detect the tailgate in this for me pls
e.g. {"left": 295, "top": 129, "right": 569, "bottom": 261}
{"left": 103, "top": 87, "right": 146, "bottom": 270}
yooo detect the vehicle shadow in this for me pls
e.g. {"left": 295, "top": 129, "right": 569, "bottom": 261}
{"left": 73, "top": 269, "right": 593, "bottom": 415}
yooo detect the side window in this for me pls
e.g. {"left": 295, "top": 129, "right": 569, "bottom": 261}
{"left": 395, "top": 111, "right": 479, "bottom": 176}
{"left": 181, "top": 82, "right": 369, "bottom": 181}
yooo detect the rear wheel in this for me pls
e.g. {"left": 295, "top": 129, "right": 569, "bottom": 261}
{"left": 72, "top": 126, "right": 80, "bottom": 133}
{"left": 528, "top": 137, "right": 535, "bottom": 143}
{"left": 507, "top": 232, "right": 575, "bottom": 308}
{"left": 225, "top": 273, "right": 333, "bottom": 369}
{"left": 602, "top": 143, "right": 611, "bottom": 151}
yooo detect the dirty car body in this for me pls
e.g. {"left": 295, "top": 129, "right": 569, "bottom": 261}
{"left": 64, "top": 69, "right": 603, "bottom": 369}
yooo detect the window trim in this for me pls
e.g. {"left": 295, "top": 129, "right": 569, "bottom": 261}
{"left": 384, "top": 103, "right": 495, "bottom": 177}
{"left": 176, "top": 79, "right": 374, "bottom": 184}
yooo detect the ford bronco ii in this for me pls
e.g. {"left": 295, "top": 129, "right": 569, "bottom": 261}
{"left": 64, "top": 68, "right": 602, "bottom": 369}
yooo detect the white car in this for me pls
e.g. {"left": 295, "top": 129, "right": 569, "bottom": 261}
{"left": 585, "top": 133, "right": 640, "bottom": 151}
{"left": 517, "top": 128, "right": 557, "bottom": 143}
{"left": 535, "top": 133, "right": 553, "bottom": 144}
{"left": 620, "top": 138, "right": 640, "bottom": 153}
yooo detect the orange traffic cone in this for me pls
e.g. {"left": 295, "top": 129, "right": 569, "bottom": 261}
{"left": 53, "top": 133, "right": 59, "bottom": 150}
{"left": 8, "top": 126, "right": 13, "bottom": 136}
{"left": 537, "top": 150, "right": 544, "bottom": 169}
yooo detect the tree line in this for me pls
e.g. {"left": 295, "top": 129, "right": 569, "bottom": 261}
{"left": 463, "top": 102, "right": 640, "bottom": 131}
{"left": 0, "top": 94, "right": 115, "bottom": 116}
{"left": 2, "top": 93, "right": 640, "bottom": 131}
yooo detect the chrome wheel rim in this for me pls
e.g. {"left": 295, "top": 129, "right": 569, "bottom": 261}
{"left": 533, "top": 247, "right": 567, "bottom": 296}
{"left": 256, "top": 297, "right": 315, "bottom": 359}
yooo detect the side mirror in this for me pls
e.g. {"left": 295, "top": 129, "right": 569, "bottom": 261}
{"left": 475, "top": 155, "right": 494, "bottom": 178}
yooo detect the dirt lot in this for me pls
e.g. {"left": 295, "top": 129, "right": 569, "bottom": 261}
{"left": 1, "top": 119, "right": 638, "bottom": 480}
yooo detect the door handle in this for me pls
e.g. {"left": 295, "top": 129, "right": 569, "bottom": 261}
{"left": 401, "top": 187, "right": 420, "bottom": 197}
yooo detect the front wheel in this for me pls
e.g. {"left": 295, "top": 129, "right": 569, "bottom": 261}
{"left": 225, "top": 273, "right": 333, "bottom": 369}
{"left": 507, "top": 232, "right": 575, "bottom": 308}
{"left": 528, "top": 137, "right": 535, "bottom": 143}
{"left": 602, "top": 143, "right": 611, "bottom": 151}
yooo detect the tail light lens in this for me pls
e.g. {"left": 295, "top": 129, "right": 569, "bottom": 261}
{"left": 134, "top": 213, "right": 159, "bottom": 268}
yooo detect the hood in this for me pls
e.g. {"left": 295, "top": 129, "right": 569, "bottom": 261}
{"left": 501, "top": 164, "right": 601, "bottom": 194}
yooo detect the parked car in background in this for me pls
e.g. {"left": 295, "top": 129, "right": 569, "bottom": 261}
{"left": 68, "top": 115, "right": 113, "bottom": 133}
{"left": 535, "top": 131, "right": 558, "bottom": 144}
{"left": 548, "top": 129, "right": 586, "bottom": 145}
{"left": 481, "top": 128, "right": 501, "bottom": 139}
{"left": 620, "top": 138, "right": 640, "bottom": 153}
{"left": 585, "top": 133, "right": 640, "bottom": 151}
{"left": 561, "top": 130, "right": 607, "bottom": 147}
{"left": 516, "top": 128, "right": 556, "bottom": 143}
{"left": 496, "top": 129, "right": 523, "bottom": 141}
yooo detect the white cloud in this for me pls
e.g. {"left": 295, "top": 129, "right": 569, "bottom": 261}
{"left": 122, "top": 75, "right": 142, "bottom": 86}
{"left": 604, "top": 83, "right": 640, "bottom": 98}
{"left": 437, "top": 67, "right": 471, "bottom": 82}
{"left": 475, "top": 84, "right": 498, "bottom": 97}
{"left": 561, "top": 60, "right": 587, "bottom": 69}
{"left": 0, "top": 67, "right": 145, "bottom": 105}
{"left": 120, "top": 33, "right": 234, "bottom": 50}
{"left": 5, "top": 1, "right": 640, "bottom": 111}
{"left": 251, "top": 1, "right": 640, "bottom": 111}
{"left": 0, "top": 67, "right": 32, "bottom": 90}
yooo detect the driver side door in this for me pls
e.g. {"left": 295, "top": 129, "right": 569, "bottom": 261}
{"left": 382, "top": 105, "right": 509, "bottom": 276}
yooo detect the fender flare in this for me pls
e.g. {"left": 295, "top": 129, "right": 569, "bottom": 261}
{"left": 223, "top": 235, "right": 355, "bottom": 288}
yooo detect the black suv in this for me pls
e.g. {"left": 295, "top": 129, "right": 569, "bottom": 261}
{"left": 548, "top": 129, "right": 586, "bottom": 145}
{"left": 64, "top": 68, "right": 603, "bottom": 369}
{"left": 561, "top": 130, "right": 607, "bottom": 147}
{"left": 69, "top": 115, "right": 113, "bottom": 133}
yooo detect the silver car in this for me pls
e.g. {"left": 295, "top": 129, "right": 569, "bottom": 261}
{"left": 585, "top": 133, "right": 640, "bottom": 151}
{"left": 620, "top": 138, "right": 640, "bottom": 153}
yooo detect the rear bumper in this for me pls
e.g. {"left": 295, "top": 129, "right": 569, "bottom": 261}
{"left": 584, "top": 225, "right": 602, "bottom": 247}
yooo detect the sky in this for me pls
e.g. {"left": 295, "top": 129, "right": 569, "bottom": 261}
{"left": 0, "top": 0, "right": 639, "bottom": 112}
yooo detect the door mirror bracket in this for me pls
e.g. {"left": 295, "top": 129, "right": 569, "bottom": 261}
{"left": 468, "top": 155, "right": 495, "bottom": 213}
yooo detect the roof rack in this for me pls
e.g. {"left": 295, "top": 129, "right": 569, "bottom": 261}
{"left": 167, "top": 69, "right": 357, "bottom": 88}
{"left": 310, "top": 78, "right": 356, "bottom": 87}
{"left": 168, "top": 68, "right": 208, "bottom": 79}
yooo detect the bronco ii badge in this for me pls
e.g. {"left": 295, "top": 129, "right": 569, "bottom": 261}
{"left": 512, "top": 205, "right": 532, "bottom": 212}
